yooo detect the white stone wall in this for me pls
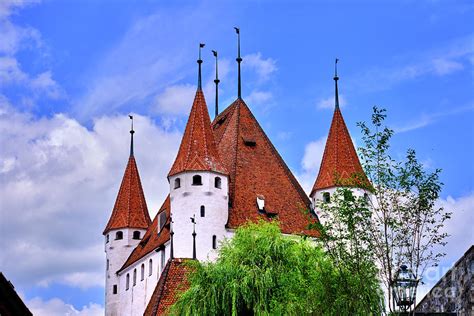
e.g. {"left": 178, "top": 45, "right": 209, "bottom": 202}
{"left": 104, "top": 228, "right": 147, "bottom": 316}
{"left": 169, "top": 171, "right": 229, "bottom": 261}
{"left": 311, "top": 187, "right": 372, "bottom": 225}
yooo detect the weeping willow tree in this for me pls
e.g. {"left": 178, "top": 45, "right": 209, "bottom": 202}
{"left": 171, "top": 221, "right": 383, "bottom": 316}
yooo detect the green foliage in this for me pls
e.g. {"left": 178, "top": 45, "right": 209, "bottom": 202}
{"left": 171, "top": 221, "right": 383, "bottom": 315}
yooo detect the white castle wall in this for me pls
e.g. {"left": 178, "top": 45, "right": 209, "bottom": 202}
{"left": 169, "top": 171, "right": 229, "bottom": 261}
{"left": 104, "top": 228, "right": 147, "bottom": 316}
{"left": 116, "top": 243, "right": 171, "bottom": 316}
{"left": 311, "top": 187, "right": 372, "bottom": 225}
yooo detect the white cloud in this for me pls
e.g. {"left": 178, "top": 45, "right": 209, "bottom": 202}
{"left": 243, "top": 52, "right": 277, "bottom": 83}
{"left": 27, "top": 297, "right": 103, "bottom": 316}
{"left": 153, "top": 84, "right": 195, "bottom": 115}
{"left": 295, "top": 137, "right": 327, "bottom": 194}
{"left": 317, "top": 94, "right": 346, "bottom": 110}
{"left": 246, "top": 90, "right": 273, "bottom": 106}
{"left": 416, "top": 192, "right": 474, "bottom": 301}
{"left": 0, "top": 101, "right": 181, "bottom": 290}
{"left": 431, "top": 58, "right": 464, "bottom": 75}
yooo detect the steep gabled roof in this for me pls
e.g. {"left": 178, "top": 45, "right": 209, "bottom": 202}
{"left": 143, "top": 258, "right": 192, "bottom": 316}
{"left": 118, "top": 196, "right": 170, "bottom": 273}
{"left": 310, "top": 106, "right": 369, "bottom": 196}
{"left": 168, "top": 90, "right": 227, "bottom": 177}
{"left": 212, "top": 99, "right": 317, "bottom": 236}
{"left": 103, "top": 155, "right": 151, "bottom": 234}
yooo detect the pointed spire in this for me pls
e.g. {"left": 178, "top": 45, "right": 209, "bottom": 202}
{"left": 197, "top": 43, "right": 205, "bottom": 90}
{"left": 334, "top": 58, "right": 340, "bottom": 109}
{"left": 168, "top": 78, "right": 227, "bottom": 177}
{"left": 103, "top": 129, "right": 151, "bottom": 234}
{"left": 129, "top": 115, "right": 135, "bottom": 157}
{"left": 234, "top": 27, "right": 242, "bottom": 99}
{"left": 212, "top": 50, "right": 220, "bottom": 118}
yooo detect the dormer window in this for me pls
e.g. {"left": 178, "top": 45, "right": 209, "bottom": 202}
{"left": 174, "top": 178, "right": 181, "bottom": 189}
{"left": 323, "top": 192, "right": 330, "bottom": 203}
{"left": 257, "top": 195, "right": 265, "bottom": 211}
{"left": 133, "top": 231, "right": 141, "bottom": 240}
{"left": 192, "top": 175, "right": 202, "bottom": 186}
{"left": 115, "top": 231, "right": 123, "bottom": 240}
{"left": 214, "top": 177, "right": 222, "bottom": 189}
{"left": 158, "top": 211, "right": 167, "bottom": 234}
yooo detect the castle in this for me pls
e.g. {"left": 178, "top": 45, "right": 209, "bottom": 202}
{"left": 103, "top": 36, "right": 369, "bottom": 315}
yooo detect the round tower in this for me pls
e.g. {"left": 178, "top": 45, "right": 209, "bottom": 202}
{"left": 103, "top": 118, "right": 151, "bottom": 316}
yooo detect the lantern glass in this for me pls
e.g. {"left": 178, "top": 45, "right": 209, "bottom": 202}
{"left": 392, "top": 265, "right": 418, "bottom": 311}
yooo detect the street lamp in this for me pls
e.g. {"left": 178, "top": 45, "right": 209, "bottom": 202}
{"left": 392, "top": 265, "right": 419, "bottom": 313}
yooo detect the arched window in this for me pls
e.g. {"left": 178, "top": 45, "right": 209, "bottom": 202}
{"left": 149, "top": 259, "right": 153, "bottom": 276}
{"left": 364, "top": 193, "right": 369, "bottom": 202}
{"left": 113, "top": 284, "right": 117, "bottom": 294}
{"left": 214, "top": 177, "right": 222, "bottom": 189}
{"left": 115, "top": 231, "right": 123, "bottom": 240}
{"left": 192, "top": 175, "right": 202, "bottom": 186}
{"left": 133, "top": 231, "right": 141, "bottom": 240}
{"left": 323, "top": 192, "right": 330, "bottom": 203}
{"left": 141, "top": 264, "right": 145, "bottom": 281}
{"left": 106, "top": 234, "right": 109, "bottom": 243}
{"left": 161, "top": 250, "right": 165, "bottom": 271}
{"left": 212, "top": 235, "right": 217, "bottom": 249}
{"left": 133, "top": 269, "right": 137, "bottom": 286}
{"left": 106, "top": 259, "right": 109, "bottom": 271}
{"left": 174, "top": 178, "right": 181, "bottom": 189}
{"left": 126, "top": 274, "right": 130, "bottom": 290}
{"left": 200, "top": 205, "right": 205, "bottom": 217}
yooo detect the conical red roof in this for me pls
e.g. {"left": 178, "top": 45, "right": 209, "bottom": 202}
{"left": 168, "top": 90, "right": 227, "bottom": 177}
{"left": 103, "top": 155, "right": 151, "bottom": 234}
{"left": 310, "top": 107, "right": 369, "bottom": 196}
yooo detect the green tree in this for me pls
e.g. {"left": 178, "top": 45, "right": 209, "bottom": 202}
{"left": 171, "top": 221, "right": 383, "bottom": 316}
{"left": 357, "top": 107, "right": 451, "bottom": 312}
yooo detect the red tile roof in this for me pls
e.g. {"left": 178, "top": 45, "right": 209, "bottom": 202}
{"left": 103, "top": 156, "right": 151, "bottom": 234}
{"left": 168, "top": 90, "right": 227, "bottom": 177}
{"left": 143, "top": 258, "right": 191, "bottom": 316}
{"left": 310, "top": 107, "right": 369, "bottom": 196}
{"left": 118, "top": 196, "right": 170, "bottom": 273}
{"left": 212, "top": 99, "right": 317, "bottom": 236}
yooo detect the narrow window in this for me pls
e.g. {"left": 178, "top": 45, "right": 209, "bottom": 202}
{"left": 323, "top": 192, "right": 330, "bottom": 203}
{"left": 214, "top": 177, "right": 222, "bottom": 189}
{"left": 106, "top": 234, "right": 109, "bottom": 243}
{"left": 212, "top": 235, "right": 217, "bottom": 249}
{"left": 141, "top": 264, "right": 145, "bottom": 281}
{"left": 115, "top": 231, "right": 123, "bottom": 240}
{"left": 161, "top": 250, "right": 165, "bottom": 271}
{"left": 174, "top": 178, "right": 181, "bottom": 189}
{"left": 113, "top": 284, "right": 117, "bottom": 294}
{"left": 200, "top": 205, "right": 205, "bottom": 217}
{"left": 126, "top": 274, "right": 130, "bottom": 290}
{"left": 133, "top": 269, "right": 137, "bottom": 286}
{"left": 149, "top": 259, "right": 153, "bottom": 276}
{"left": 192, "top": 175, "right": 202, "bottom": 186}
{"left": 364, "top": 193, "right": 369, "bottom": 202}
{"left": 133, "top": 231, "right": 141, "bottom": 240}
{"left": 106, "top": 259, "right": 109, "bottom": 271}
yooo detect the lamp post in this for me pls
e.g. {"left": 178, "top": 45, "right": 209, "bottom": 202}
{"left": 391, "top": 265, "right": 419, "bottom": 314}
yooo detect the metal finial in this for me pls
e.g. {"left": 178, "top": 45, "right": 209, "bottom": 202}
{"left": 212, "top": 50, "right": 220, "bottom": 118}
{"left": 197, "top": 43, "right": 205, "bottom": 90}
{"left": 170, "top": 217, "right": 174, "bottom": 259}
{"left": 190, "top": 215, "right": 197, "bottom": 259}
{"left": 234, "top": 27, "right": 242, "bottom": 99}
{"left": 129, "top": 115, "right": 134, "bottom": 157}
{"left": 334, "top": 58, "right": 340, "bottom": 109}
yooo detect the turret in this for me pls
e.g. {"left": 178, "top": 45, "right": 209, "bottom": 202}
{"left": 103, "top": 117, "right": 151, "bottom": 316}
{"left": 168, "top": 44, "right": 229, "bottom": 261}
{"left": 310, "top": 60, "right": 371, "bottom": 219}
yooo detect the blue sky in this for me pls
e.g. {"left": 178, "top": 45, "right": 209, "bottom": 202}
{"left": 0, "top": 0, "right": 472, "bottom": 314}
